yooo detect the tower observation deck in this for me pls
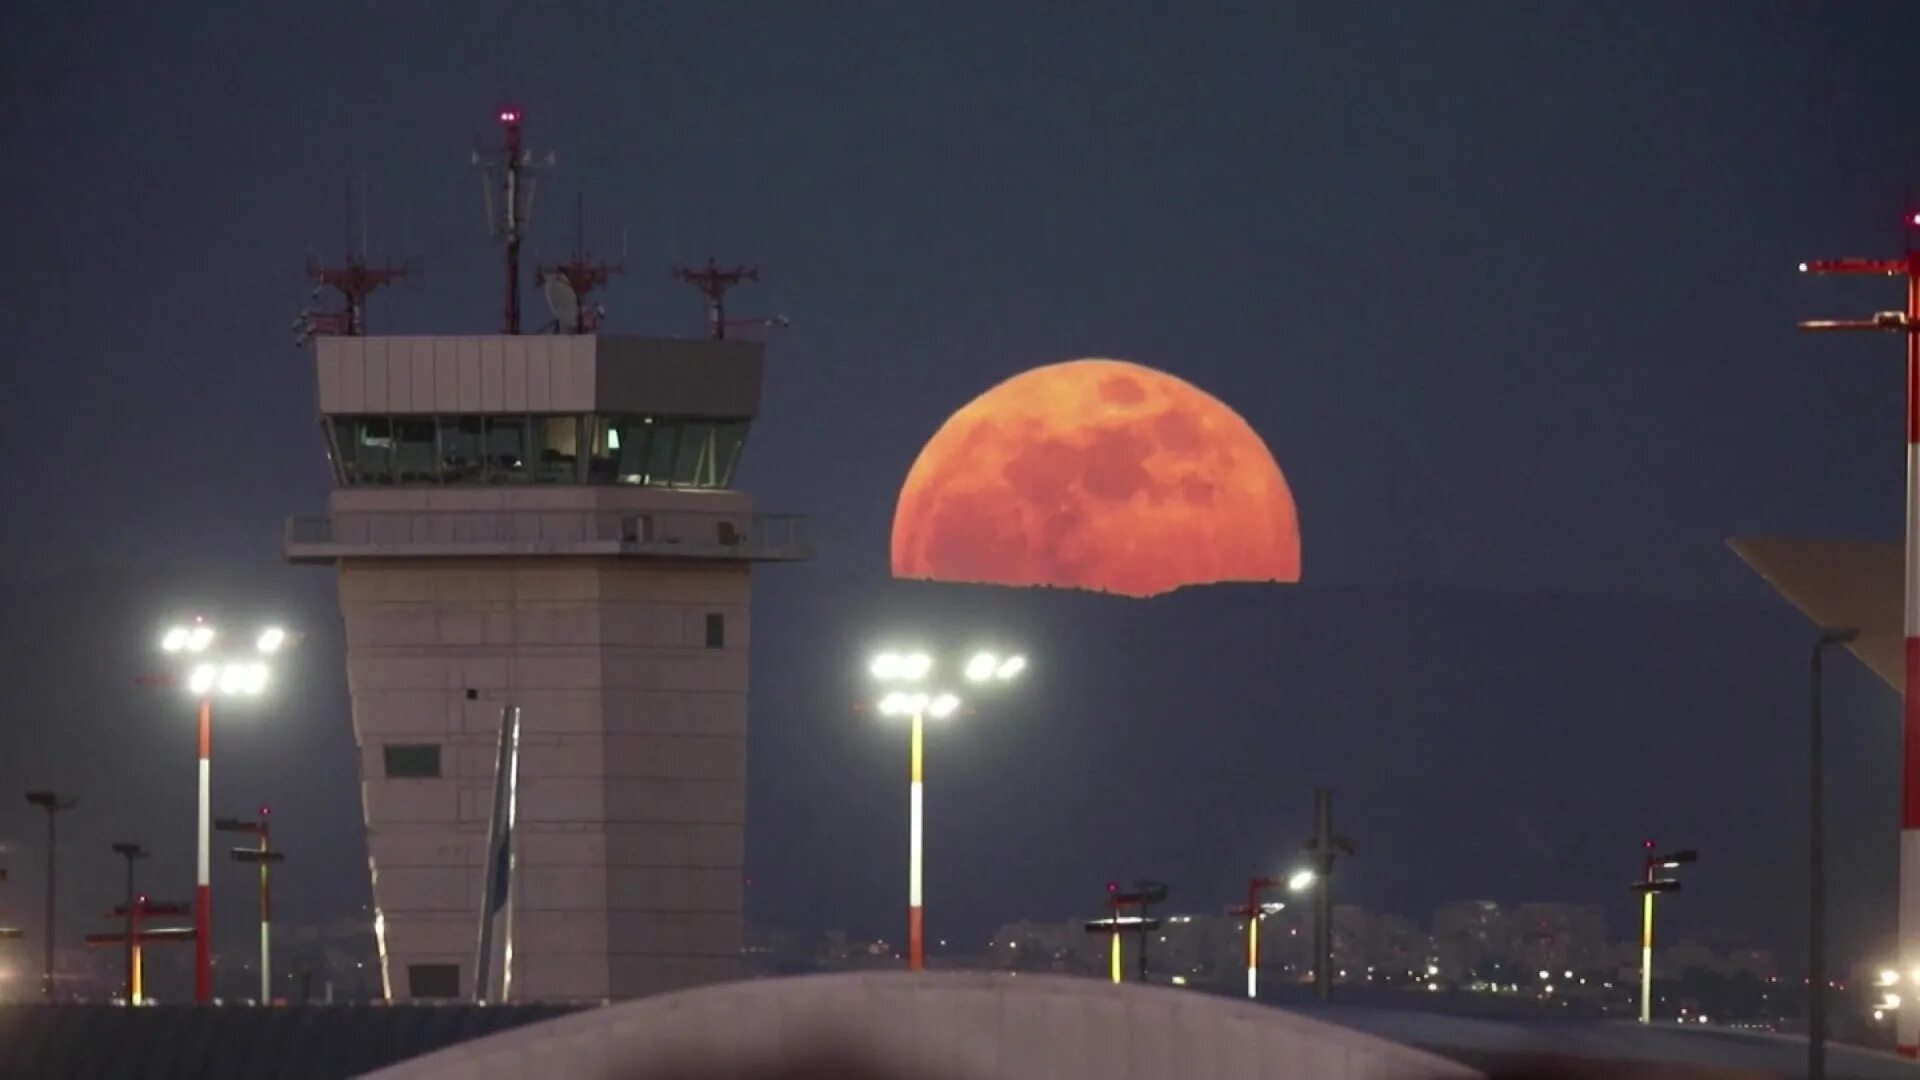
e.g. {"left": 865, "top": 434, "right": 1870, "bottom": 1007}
{"left": 287, "top": 332, "right": 808, "bottom": 1002}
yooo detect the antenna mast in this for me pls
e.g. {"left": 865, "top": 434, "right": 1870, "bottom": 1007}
{"left": 672, "top": 258, "right": 760, "bottom": 340}
{"left": 296, "top": 182, "right": 408, "bottom": 344}
{"left": 535, "top": 192, "right": 624, "bottom": 334}
{"left": 474, "top": 107, "right": 549, "bottom": 334}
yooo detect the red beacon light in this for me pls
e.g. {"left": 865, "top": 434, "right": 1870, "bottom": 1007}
{"left": 498, "top": 109, "right": 521, "bottom": 125}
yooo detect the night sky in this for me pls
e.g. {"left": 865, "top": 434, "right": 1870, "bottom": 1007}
{"left": 1, "top": 4, "right": 1915, "bottom": 999}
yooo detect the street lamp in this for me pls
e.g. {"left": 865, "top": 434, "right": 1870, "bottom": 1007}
{"left": 110, "top": 843, "right": 149, "bottom": 1004}
{"left": 217, "top": 807, "right": 285, "bottom": 1004}
{"left": 1631, "top": 842, "right": 1696, "bottom": 1023}
{"left": 1287, "top": 869, "right": 1316, "bottom": 893}
{"left": 1810, "top": 627, "right": 1859, "bottom": 1080}
{"left": 23, "top": 790, "right": 77, "bottom": 1001}
{"left": 868, "top": 646, "right": 1026, "bottom": 972}
{"left": 158, "top": 616, "right": 288, "bottom": 1004}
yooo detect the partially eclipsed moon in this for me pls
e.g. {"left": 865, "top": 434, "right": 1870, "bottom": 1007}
{"left": 890, "top": 358, "right": 1301, "bottom": 598}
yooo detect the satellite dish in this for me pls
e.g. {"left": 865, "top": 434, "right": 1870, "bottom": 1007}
{"left": 543, "top": 274, "right": 580, "bottom": 330}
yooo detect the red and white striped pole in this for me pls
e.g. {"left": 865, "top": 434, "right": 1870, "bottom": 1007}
{"left": 1901, "top": 252, "right": 1920, "bottom": 1058}
{"left": 1799, "top": 225, "right": 1920, "bottom": 1055}
{"left": 908, "top": 708, "right": 924, "bottom": 972}
{"left": 196, "top": 698, "right": 212, "bottom": 1005}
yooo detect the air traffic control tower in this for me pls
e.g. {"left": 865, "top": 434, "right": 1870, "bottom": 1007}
{"left": 286, "top": 333, "right": 809, "bottom": 1002}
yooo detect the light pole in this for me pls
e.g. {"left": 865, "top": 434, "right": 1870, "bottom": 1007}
{"left": 217, "top": 807, "right": 285, "bottom": 1004}
{"left": 1810, "top": 627, "right": 1859, "bottom": 1080}
{"left": 1294, "top": 787, "right": 1353, "bottom": 1003}
{"left": 1631, "top": 843, "right": 1696, "bottom": 1023}
{"left": 24, "top": 790, "right": 76, "bottom": 1001}
{"left": 159, "top": 618, "right": 286, "bottom": 1003}
{"left": 868, "top": 647, "right": 1025, "bottom": 971}
{"left": 110, "top": 843, "right": 148, "bottom": 1003}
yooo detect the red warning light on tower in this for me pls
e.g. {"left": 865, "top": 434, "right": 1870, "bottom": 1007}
{"left": 498, "top": 108, "right": 521, "bottom": 125}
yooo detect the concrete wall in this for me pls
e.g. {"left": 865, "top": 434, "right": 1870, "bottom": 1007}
{"left": 341, "top": 555, "right": 751, "bottom": 1002}
{"left": 368, "top": 972, "right": 1484, "bottom": 1080}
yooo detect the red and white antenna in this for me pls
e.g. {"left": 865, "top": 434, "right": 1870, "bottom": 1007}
{"left": 535, "top": 192, "right": 623, "bottom": 334}
{"left": 296, "top": 179, "right": 408, "bottom": 344}
{"left": 474, "top": 107, "right": 551, "bottom": 335}
{"left": 1797, "top": 201, "right": 1920, "bottom": 1056}
{"left": 672, "top": 258, "right": 787, "bottom": 340}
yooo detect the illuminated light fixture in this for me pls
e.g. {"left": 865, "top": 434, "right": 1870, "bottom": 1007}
{"left": 256, "top": 627, "right": 286, "bottom": 654}
{"left": 1287, "top": 869, "right": 1315, "bottom": 893}
{"left": 878, "top": 692, "right": 912, "bottom": 717}
{"left": 1882, "top": 969, "right": 1901, "bottom": 987}
{"left": 187, "top": 625, "right": 215, "bottom": 653}
{"left": 1885, "top": 992, "right": 1903, "bottom": 1009}
{"left": 1170, "top": 975, "right": 1188, "bottom": 986}
{"left": 871, "top": 651, "right": 932, "bottom": 682}
{"left": 162, "top": 627, "right": 191, "bottom": 653}
{"left": 964, "top": 652, "right": 998, "bottom": 682}
{"left": 188, "top": 664, "right": 218, "bottom": 696}
{"left": 1538, "top": 970, "right": 1551, "bottom": 980}
{"left": 607, "top": 428, "right": 620, "bottom": 450}
{"left": 928, "top": 693, "right": 961, "bottom": 719}
{"left": 996, "top": 655, "right": 1026, "bottom": 680}
{"left": 1910, "top": 966, "right": 1920, "bottom": 986}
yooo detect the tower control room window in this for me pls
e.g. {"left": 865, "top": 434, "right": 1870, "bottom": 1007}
{"left": 394, "top": 419, "right": 437, "bottom": 484}
{"left": 328, "top": 413, "right": 749, "bottom": 488}
{"left": 484, "top": 416, "right": 528, "bottom": 483}
{"left": 533, "top": 416, "right": 579, "bottom": 483}
{"left": 439, "top": 416, "right": 484, "bottom": 483}
{"left": 335, "top": 417, "right": 394, "bottom": 485}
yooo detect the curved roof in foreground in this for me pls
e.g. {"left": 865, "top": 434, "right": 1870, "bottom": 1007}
{"left": 1729, "top": 537, "right": 1900, "bottom": 689}
{"left": 367, "top": 971, "right": 1475, "bottom": 1080}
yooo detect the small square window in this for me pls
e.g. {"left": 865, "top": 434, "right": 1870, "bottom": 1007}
{"left": 408, "top": 963, "right": 459, "bottom": 999}
{"left": 384, "top": 743, "right": 441, "bottom": 779}
{"left": 705, "top": 613, "right": 726, "bottom": 649}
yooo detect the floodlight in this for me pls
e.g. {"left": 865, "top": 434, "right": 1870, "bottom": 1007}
{"left": 964, "top": 653, "right": 998, "bottom": 682}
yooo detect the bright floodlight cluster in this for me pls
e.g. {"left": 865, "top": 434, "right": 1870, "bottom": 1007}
{"left": 1287, "top": 869, "right": 1317, "bottom": 893}
{"left": 161, "top": 620, "right": 289, "bottom": 697}
{"left": 160, "top": 624, "right": 217, "bottom": 654}
{"left": 878, "top": 691, "right": 961, "bottom": 719}
{"left": 187, "top": 661, "right": 270, "bottom": 697}
{"left": 868, "top": 647, "right": 1027, "bottom": 719}
{"left": 963, "top": 651, "right": 1026, "bottom": 683}
{"left": 869, "top": 651, "right": 933, "bottom": 681}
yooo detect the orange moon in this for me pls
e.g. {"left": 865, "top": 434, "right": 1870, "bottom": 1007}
{"left": 890, "top": 358, "right": 1301, "bottom": 598}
